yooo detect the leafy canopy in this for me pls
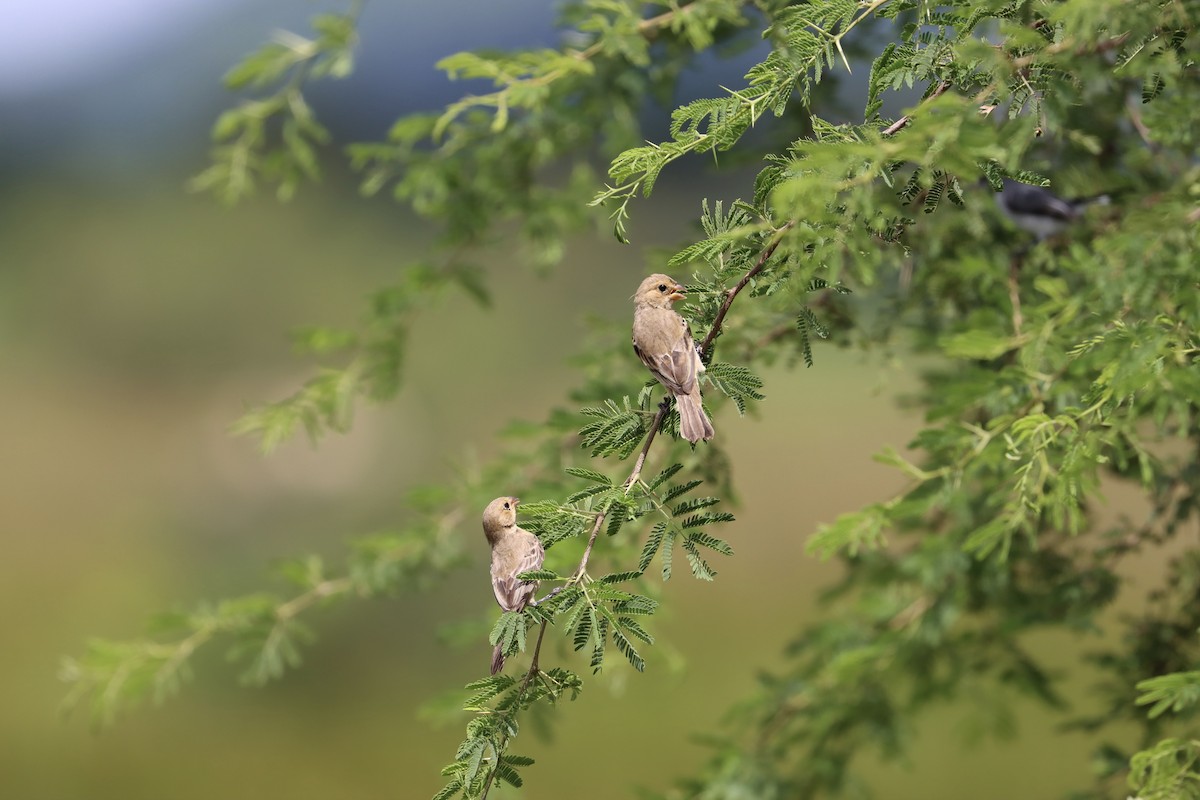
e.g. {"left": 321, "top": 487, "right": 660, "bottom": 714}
{"left": 63, "top": 1, "right": 1199, "bottom": 799}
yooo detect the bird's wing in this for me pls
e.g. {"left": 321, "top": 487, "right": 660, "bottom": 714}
{"left": 1039, "top": 192, "right": 1077, "bottom": 220}
{"left": 634, "top": 344, "right": 687, "bottom": 395}
{"left": 1003, "top": 181, "right": 1077, "bottom": 220}
{"left": 634, "top": 316, "right": 699, "bottom": 395}
{"left": 666, "top": 334, "right": 700, "bottom": 394}
{"left": 491, "top": 532, "right": 546, "bottom": 612}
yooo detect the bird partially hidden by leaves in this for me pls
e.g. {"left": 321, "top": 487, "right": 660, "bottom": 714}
{"left": 994, "top": 178, "right": 1111, "bottom": 241}
{"left": 632, "top": 273, "right": 714, "bottom": 443}
{"left": 482, "top": 496, "right": 545, "bottom": 675}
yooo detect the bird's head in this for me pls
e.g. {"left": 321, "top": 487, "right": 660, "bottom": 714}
{"left": 482, "top": 496, "right": 520, "bottom": 541}
{"left": 634, "top": 274, "right": 686, "bottom": 309}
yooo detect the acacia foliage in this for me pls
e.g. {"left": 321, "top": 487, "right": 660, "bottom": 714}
{"left": 63, "top": 1, "right": 1199, "bottom": 798}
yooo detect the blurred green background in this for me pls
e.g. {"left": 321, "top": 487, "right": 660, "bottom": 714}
{"left": 0, "top": 3, "right": 1164, "bottom": 798}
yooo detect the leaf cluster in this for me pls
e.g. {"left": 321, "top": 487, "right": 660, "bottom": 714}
{"left": 60, "top": 501, "right": 465, "bottom": 726}
{"left": 189, "top": 12, "right": 358, "bottom": 204}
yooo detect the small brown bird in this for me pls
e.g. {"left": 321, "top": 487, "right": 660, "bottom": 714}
{"left": 482, "top": 496, "right": 545, "bottom": 675}
{"left": 632, "top": 273, "right": 714, "bottom": 443}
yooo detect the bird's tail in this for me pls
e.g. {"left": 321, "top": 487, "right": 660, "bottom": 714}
{"left": 491, "top": 643, "right": 505, "bottom": 675}
{"left": 1071, "top": 192, "right": 1112, "bottom": 211}
{"left": 677, "top": 392, "right": 714, "bottom": 443}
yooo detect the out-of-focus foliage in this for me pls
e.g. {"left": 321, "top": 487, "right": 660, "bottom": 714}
{"left": 189, "top": 12, "right": 359, "bottom": 205}
{"left": 65, "top": 0, "right": 1199, "bottom": 798}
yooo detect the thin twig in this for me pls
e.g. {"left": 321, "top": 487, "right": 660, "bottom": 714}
{"left": 479, "top": 619, "right": 550, "bottom": 800}
{"left": 531, "top": 401, "right": 670, "bottom": 605}
{"left": 637, "top": 0, "right": 703, "bottom": 37}
{"left": 575, "top": 398, "right": 670, "bottom": 581}
{"left": 881, "top": 81, "right": 952, "bottom": 136}
{"left": 699, "top": 220, "right": 796, "bottom": 355}
{"left": 889, "top": 595, "right": 933, "bottom": 630}
{"left": 1126, "top": 96, "right": 1157, "bottom": 151}
{"left": 1010, "top": 32, "right": 1130, "bottom": 70}
{"left": 570, "top": 3, "right": 702, "bottom": 63}
{"left": 623, "top": 399, "right": 671, "bottom": 491}
{"left": 573, "top": 516, "right": 609, "bottom": 581}
{"left": 1008, "top": 255, "right": 1024, "bottom": 335}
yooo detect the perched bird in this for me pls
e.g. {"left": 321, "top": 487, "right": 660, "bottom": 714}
{"left": 632, "top": 273, "right": 714, "bottom": 443}
{"left": 482, "top": 496, "right": 545, "bottom": 675}
{"left": 995, "top": 178, "right": 1111, "bottom": 241}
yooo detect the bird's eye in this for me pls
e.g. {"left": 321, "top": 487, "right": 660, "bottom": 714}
{"left": 503, "top": 502, "right": 510, "bottom": 509}
{"left": 658, "top": 284, "right": 667, "bottom": 292}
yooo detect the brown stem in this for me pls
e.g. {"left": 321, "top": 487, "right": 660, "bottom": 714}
{"left": 527, "top": 620, "right": 550, "bottom": 675}
{"left": 1008, "top": 255, "right": 1024, "bottom": 335}
{"left": 573, "top": 399, "right": 670, "bottom": 582}
{"left": 623, "top": 399, "right": 671, "bottom": 490}
{"left": 881, "top": 81, "right": 952, "bottom": 136}
{"left": 1010, "top": 32, "right": 1130, "bottom": 70}
{"left": 573, "top": 515, "right": 608, "bottom": 582}
{"left": 699, "top": 221, "right": 796, "bottom": 356}
{"left": 638, "top": 1, "right": 702, "bottom": 36}
{"left": 571, "top": 2, "right": 703, "bottom": 61}
{"left": 479, "top": 620, "right": 551, "bottom": 800}
{"left": 1126, "top": 96, "right": 1157, "bottom": 151}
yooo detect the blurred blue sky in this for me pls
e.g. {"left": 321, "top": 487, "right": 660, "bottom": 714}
{"left": 2, "top": 0, "right": 780, "bottom": 177}
{"left": 0, "top": 1, "right": 554, "bottom": 172}
{"left": 4, "top": 1, "right": 244, "bottom": 96}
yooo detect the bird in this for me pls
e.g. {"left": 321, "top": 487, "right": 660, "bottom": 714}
{"left": 632, "top": 273, "right": 714, "bottom": 443}
{"left": 994, "top": 177, "right": 1111, "bottom": 241}
{"left": 482, "top": 496, "right": 545, "bottom": 675}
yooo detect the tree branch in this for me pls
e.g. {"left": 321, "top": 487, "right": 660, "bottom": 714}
{"left": 479, "top": 618, "right": 551, "bottom": 800}
{"left": 880, "top": 81, "right": 952, "bottom": 137}
{"left": 699, "top": 221, "right": 796, "bottom": 356}
{"left": 1008, "top": 254, "right": 1024, "bottom": 335}
{"left": 876, "top": 34, "right": 1127, "bottom": 141}
{"left": 1010, "top": 32, "right": 1131, "bottom": 70}
{"left": 623, "top": 399, "right": 671, "bottom": 488}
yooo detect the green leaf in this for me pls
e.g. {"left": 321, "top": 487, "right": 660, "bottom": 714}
{"left": 637, "top": 523, "right": 667, "bottom": 574}
{"left": 598, "top": 571, "right": 643, "bottom": 585}
{"left": 1136, "top": 671, "right": 1200, "bottom": 719}
{"left": 705, "top": 361, "right": 765, "bottom": 414}
{"left": 646, "top": 463, "right": 684, "bottom": 491}
{"left": 940, "top": 329, "right": 1018, "bottom": 360}
{"left": 807, "top": 504, "right": 890, "bottom": 559}
{"left": 611, "top": 628, "right": 646, "bottom": 672}
{"left": 516, "top": 569, "right": 559, "bottom": 582}
{"left": 1129, "top": 738, "right": 1200, "bottom": 800}
{"left": 564, "top": 466, "right": 613, "bottom": 484}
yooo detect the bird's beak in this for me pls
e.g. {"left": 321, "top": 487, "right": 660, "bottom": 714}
{"left": 668, "top": 283, "right": 686, "bottom": 302}
{"left": 511, "top": 497, "right": 520, "bottom": 507}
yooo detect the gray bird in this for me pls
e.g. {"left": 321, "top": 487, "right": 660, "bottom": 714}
{"left": 995, "top": 178, "right": 1110, "bottom": 241}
